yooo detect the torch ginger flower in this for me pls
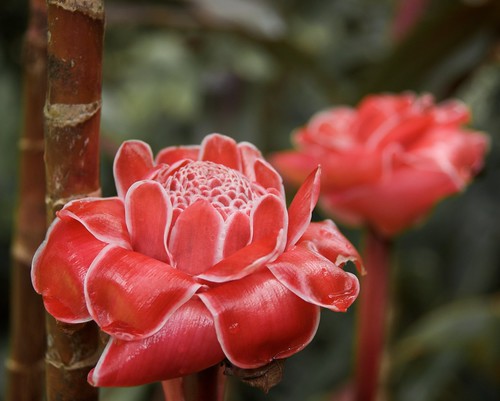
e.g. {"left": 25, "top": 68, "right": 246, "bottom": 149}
{"left": 32, "top": 134, "right": 361, "bottom": 386}
{"left": 271, "top": 93, "right": 488, "bottom": 237}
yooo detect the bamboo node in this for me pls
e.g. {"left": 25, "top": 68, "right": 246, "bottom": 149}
{"left": 48, "top": 0, "right": 104, "bottom": 20}
{"left": 46, "top": 189, "right": 102, "bottom": 212}
{"left": 11, "top": 240, "right": 37, "bottom": 265}
{"left": 18, "top": 137, "right": 45, "bottom": 152}
{"left": 5, "top": 357, "right": 45, "bottom": 373}
{"left": 44, "top": 101, "right": 101, "bottom": 128}
{"left": 46, "top": 351, "right": 101, "bottom": 371}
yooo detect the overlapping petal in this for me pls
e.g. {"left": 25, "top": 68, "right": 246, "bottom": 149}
{"left": 168, "top": 200, "right": 225, "bottom": 275}
{"left": 125, "top": 181, "right": 171, "bottom": 262}
{"left": 113, "top": 140, "right": 154, "bottom": 198}
{"left": 198, "top": 229, "right": 286, "bottom": 282}
{"left": 199, "top": 270, "right": 320, "bottom": 369}
{"left": 321, "top": 167, "right": 460, "bottom": 236}
{"left": 238, "top": 142, "right": 263, "bottom": 180}
{"left": 268, "top": 243, "right": 360, "bottom": 312}
{"left": 32, "top": 218, "right": 106, "bottom": 322}
{"left": 200, "top": 133, "right": 241, "bottom": 171}
{"left": 222, "top": 211, "right": 251, "bottom": 258}
{"left": 155, "top": 145, "right": 199, "bottom": 165}
{"left": 59, "top": 197, "right": 130, "bottom": 249}
{"left": 89, "top": 298, "right": 224, "bottom": 386}
{"left": 253, "top": 159, "right": 285, "bottom": 198}
{"left": 300, "top": 220, "right": 363, "bottom": 272}
{"left": 251, "top": 194, "right": 287, "bottom": 245}
{"left": 85, "top": 245, "right": 200, "bottom": 340}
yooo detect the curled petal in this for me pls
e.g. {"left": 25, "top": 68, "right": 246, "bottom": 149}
{"left": 286, "top": 167, "right": 321, "bottom": 248}
{"left": 300, "top": 220, "right": 364, "bottom": 273}
{"left": 200, "top": 134, "right": 241, "bottom": 170}
{"left": 199, "top": 229, "right": 286, "bottom": 283}
{"left": 125, "top": 181, "right": 171, "bottom": 262}
{"left": 155, "top": 145, "right": 200, "bottom": 165}
{"left": 199, "top": 270, "right": 320, "bottom": 369}
{"left": 89, "top": 298, "right": 224, "bottom": 386}
{"left": 238, "top": 142, "right": 263, "bottom": 179}
{"left": 59, "top": 197, "right": 130, "bottom": 249}
{"left": 32, "top": 218, "right": 106, "bottom": 323}
{"left": 168, "top": 200, "right": 225, "bottom": 275}
{"left": 85, "top": 245, "right": 200, "bottom": 340}
{"left": 253, "top": 159, "right": 285, "bottom": 198}
{"left": 113, "top": 140, "right": 154, "bottom": 198}
{"left": 268, "top": 243, "right": 360, "bottom": 312}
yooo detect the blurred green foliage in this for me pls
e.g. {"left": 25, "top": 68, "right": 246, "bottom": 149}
{"left": 1, "top": 0, "right": 499, "bottom": 400}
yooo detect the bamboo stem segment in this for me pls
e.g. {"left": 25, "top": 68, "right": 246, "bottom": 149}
{"left": 6, "top": 1, "right": 48, "bottom": 400}
{"left": 43, "top": 1, "right": 105, "bottom": 400}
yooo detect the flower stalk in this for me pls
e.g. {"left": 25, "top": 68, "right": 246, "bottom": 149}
{"left": 353, "top": 229, "right": 392, "bottom": 401}
{"left": 5, "top": 1, "right": 48, "bottom": 400}
{"left": 161, "top": 366, "right": 226, "bottom": 401}
{"left": 43, "top": 1, "right": 105, "bottom": 400}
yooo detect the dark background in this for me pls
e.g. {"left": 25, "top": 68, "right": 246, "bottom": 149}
{"left": 1, "top": 1, "right": 499, "bottom": 400}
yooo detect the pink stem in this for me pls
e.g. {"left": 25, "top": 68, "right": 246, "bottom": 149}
{"left": 353, "top": 229, "right": 392, "bottom": 401}
{"left": 162, "top": 379, "right": 185, "bottom": 401}
{"left": 162, "top": 366, "right": 225, "bottom": 401}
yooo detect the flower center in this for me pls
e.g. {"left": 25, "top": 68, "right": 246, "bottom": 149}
{"left": 162, "top": 161, "right": 264, "bottom": 219}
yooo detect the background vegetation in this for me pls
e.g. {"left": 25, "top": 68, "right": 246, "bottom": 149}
{"left": 1, "top": 0, "right": 499, "bottom": 400}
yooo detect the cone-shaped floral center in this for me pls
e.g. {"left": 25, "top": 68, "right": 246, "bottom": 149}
{"left": 164, "top": 161, "right": 264, "bottom": 219}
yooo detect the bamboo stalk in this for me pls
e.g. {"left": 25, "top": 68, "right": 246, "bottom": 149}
{"left": 5, "top": 1, "right": 48, "bottom": 400}
{"left": 43, "top": 1, "right": 105, "bottom": 400}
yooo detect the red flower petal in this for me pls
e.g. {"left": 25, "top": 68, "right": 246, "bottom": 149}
{"left": 200, "top": 134, "right": 241, "bottom": 170}
{"left": 199, "top": 270, "right": 320, "bottom": 369}
{"left": 113, "top": 140, "right": 154, "bottom": 198}
{"left": 253, "top": 159, "right": 285, "bottom": 198}
{"left": 321, "top": 167, "right": 460, "bottom": 237}
{"left": 238, "top": 142, "right": 262, "bottom": 179}
{"left": 432, "top": 100, "right": 470, "bottom": 126}
{"left": 59, "top": 197, "right": 130, "bottom": 249}
{"left": 223, "top": 211, "right": 251, "bottom": 258}
{"left": 88, "top": 298, "right": 224, "bottom": 386}
{"left": 198, "top": 229, "right": 286, "bottom": 283}
{"left": 406, "top": 127, "right": 488, "bottom": 187}
{"left": 272, "top": 148, "right": 382, "bottom": 190}
{"left": 168, "top": 200, "right": 225, "bottom": 275}
{"left": 155, "top": 145, "right": 200, "bottom": 165}
{"left": 85, "top": 245, "right": 200, "bottom": 340}
{"left": 268, "top": 242, "right": 360, "bottom": 312}
{"left": 300, "top": 220, "right": 364, "bottom": 273}
{"left": 125, "top": 181, "right": 171, "bottom": 262}
{"left": 286, "top": 167, "right": 321, "bottom": 248}
{"left": 32, "top": 218, "right": 106, "bottom": 322}
{"left": 251, "top": 194, "right": 287, "bottom": 246}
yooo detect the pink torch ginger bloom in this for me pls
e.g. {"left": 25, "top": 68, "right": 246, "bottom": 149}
{"left": 32, "top": 134, "right": 361, "bottom": 386}
{"left": 271, "top": 93, "right": 488, "bottom": 237}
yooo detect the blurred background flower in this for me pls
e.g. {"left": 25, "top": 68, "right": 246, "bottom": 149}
{"left": 1, "top": 0, "right": 500, "bottom": 400}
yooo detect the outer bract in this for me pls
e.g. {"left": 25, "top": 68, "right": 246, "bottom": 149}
{"left": 32, "top": 134, "right": 361, "bottom": 386}
{"left": 271, "top": 93, "right": 488, "bottom": 237}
